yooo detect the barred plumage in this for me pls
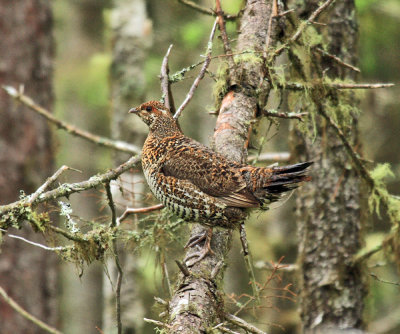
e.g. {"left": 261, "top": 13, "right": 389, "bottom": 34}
{"left": 130, "top": 101, "right": 312, "bottom": 227}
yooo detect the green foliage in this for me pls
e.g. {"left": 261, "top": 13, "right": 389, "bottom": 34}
{"left": 181, "top": 21, "right": 206, "bottom": 49}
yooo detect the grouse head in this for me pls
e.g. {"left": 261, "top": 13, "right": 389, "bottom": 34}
{"left": 129, "top": 101, "right": 180, "bottom": 135}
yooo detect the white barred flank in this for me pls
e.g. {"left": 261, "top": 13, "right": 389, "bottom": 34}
{"left": 143, "top": 167, "right": 226, "bottom": 222}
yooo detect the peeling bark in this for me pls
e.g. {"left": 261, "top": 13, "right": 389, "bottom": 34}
{"left": 168, "top": 1, "right": 277, "bottom": 332}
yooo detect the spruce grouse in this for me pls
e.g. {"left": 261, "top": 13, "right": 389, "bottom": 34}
{"left": 129, "top": 101, "right": 312, "bottom": 228}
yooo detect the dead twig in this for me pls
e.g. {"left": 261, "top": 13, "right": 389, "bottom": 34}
{"left": 173, "top": 18, "right": 218, "bottom": 119}
{"left": 370, "top": 273, "right": 400, "bottom": 287}
{"left": 177, "top": 0, "right": 238, "bottom": 20}
{"left": 215, "top": 0, "right": 235, "bottom": 70}
{"left": 0, "top": 229, "right": 69, "bottom": 252}
{"left": 117, "top": 203, "right": 164, "bottom": 224}
{"left": 273, "top": 0, "right": 336, "bottom": 59}
{"left": 247, "top": 152, "right": 290, "bottom": 162}
{"left": 239, "top": 223, "right": 259, "bottom": 302}
{"left": 160, "top": 45, "right": 175, "bottom": 113}
{"left": 105, "top": 183, "right": 123, "bottom": 334}
{"left": 262, "top": 109, "right": 308, "bottom": 121}
{"left": 225, "top": 313, "right": 268, "bottom": 334}
{"left": 175, "top": 260, "right": 191, "bottom": 277}
{"left": 314, "top": 47, "right": 360, "bottom": 73}
{"left": 2, "top": 85, "right": 140, "bottom": 155}
{"left": 28, "top": 165, "right": 80, "bottom": 204}
{"left": 278, "top": 82, "right": 394, "bottom": 91}
{"left": 143, "top": 318, "right": 171, "bottom": 329}
{"left": 0, "top": 286, "right": 63, "bottom": 334}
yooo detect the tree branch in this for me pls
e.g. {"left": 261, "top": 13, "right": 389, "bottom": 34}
{"left": 273, "top": 0, "right": 336, "bottom": 59}
{"left": 177, "top": 0, "right": 238, "bottom": 20}
{"left": 160, "top": 45, "right": 175, "bottom": 113}
{"left": 173, "top": 18, "right": 218, "bottom": 119}
{"left": 0, "top": 286, "right": 63, "bottom": 334}
{"left": 2, "top": 85, "right": 140, "bottom": 155}
{"left": 117, "top": 203, "right": 164, "bottom": 224}
{"left": 224, "top": 313, "right": 268, "bottom": 334}
{"left": 0, "top": 156, "right": 141, "bottom": 225}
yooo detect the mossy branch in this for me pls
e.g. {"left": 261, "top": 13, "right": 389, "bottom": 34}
{"left": 0, "top": 155, "right": 140, "bottom": 227}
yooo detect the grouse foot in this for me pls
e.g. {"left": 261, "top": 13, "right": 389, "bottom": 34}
{"left": 184, "top": 227, "right": 214, "bottom": 266}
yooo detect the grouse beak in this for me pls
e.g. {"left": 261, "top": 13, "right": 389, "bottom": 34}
{"left": 128, "top": 107, "right": 138, "bottom": 114}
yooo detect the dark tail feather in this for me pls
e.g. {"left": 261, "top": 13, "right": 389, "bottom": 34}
{"left": 264, "top": 161, "right": 313, "bottom": 194}
{"left": 271, "top": 161, "right": 313, "bottom": 175}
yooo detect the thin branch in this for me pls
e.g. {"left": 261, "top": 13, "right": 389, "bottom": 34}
{"left": 162, "top": 262, "right": 173, "bottom": 297}
{"left": 105, "top": 183, "right": 117, "bottom": 229}
{"left": 0, "top": 156, "right": 141, "bottom": 221}
{"left": 239, "top": 223, "right": 259, "bottom": 302}
{"left": 353, "top": 234, "right": 394, "bottom": 264}
{"left": 329, "top": 82, "right": 395, "bottom": 89}
{"left": 173, "top": 18, "right": 218, "bottom": 119}
{"left": 175, "top": 260, "right": 191, "bottom": 277}
{"left": 117, "top": 203, "right": 164, "bottom": 224}
{"left": 0, "top": 286, "right": 63, "bottom": 334}
{"left": 28, "top": 165, "right": 79, "bottom": 204}
{"left": 314, "top": 47, "right": 360, "bottom": 73}
{"left": 225, "top": 313, "right": 268, "bottom": 334}
{"left": 262, "top": 109, "right": 308, "bottom": 120}
{"left": 278, "top": 81, "right": 394, "bottom": 91}
{"left": 273, "top": 0, "right": 336, "bottom": 59}
{"left": 2, "top": 85, "right": 140, "bottom": 155}
{"left": 178, "top": 0, "right": 213, "bottom": 15}
{"left": 177, "top": 0, "right": 238, "bottom": 20}
{"left": 247, "top": 152, "right": 290, "bottom": 162}
{"left": 318, "top": 107, "right": 374, "bottom": 188}
{"left": 47, "top": 225, "right": 87, "bottom": 243}
{"left": 160, "top": 45, "right": 175, "bottom": 113}
{"left": 215, "top": 0, "right": 235, "bottom": 73}
{"left": 0, "top": 229, "right": 68, "bottom": 251}
{"left": 219, "top": 326, "right": 241, "bottom": 334}
{"left": 370, "top": 273, "right": 400, "bottom": 287}
{"left": 105, "top": 182, "right": 123, "bottom": 334}
{"left": 143, "top": 318, "right": 171, "bottom": 329}
{"left": 254, "top": 260, "right": 298, "bottom": 272}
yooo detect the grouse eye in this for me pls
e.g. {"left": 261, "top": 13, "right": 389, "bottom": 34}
{"left": 145, "top": 106, "right": 152, "bottom": 112}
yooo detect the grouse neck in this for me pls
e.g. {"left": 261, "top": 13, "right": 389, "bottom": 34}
{"left": 149, "top": 116, "right": 182, "bottom": 139}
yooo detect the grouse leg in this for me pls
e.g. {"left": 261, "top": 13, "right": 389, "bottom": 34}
{"left": 183, "top": 227, "right": 214, "bottom": 266}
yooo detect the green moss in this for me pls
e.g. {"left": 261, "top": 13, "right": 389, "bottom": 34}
{"left": 213, "top": 62, "right": 230, "bottom": 108}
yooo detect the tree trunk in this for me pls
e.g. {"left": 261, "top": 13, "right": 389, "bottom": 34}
{"left": 290, "top": 0, "right": 366, "bottom": 332}
{"left": 0, "top": 1, "right": 57, "bottom": 333}
{"left": 104, "top": 0, "right": 152, "bottom": 332}
{"left": 168, "top": 1, "right": 279, "bottom": 332}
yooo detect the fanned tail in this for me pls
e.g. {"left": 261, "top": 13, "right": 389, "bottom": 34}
{"left": 252, "top": 161, "right": 313, "bottom": 209}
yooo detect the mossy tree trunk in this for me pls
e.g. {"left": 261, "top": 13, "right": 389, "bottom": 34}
{"left": 290, "top": 0, "right": 366, "bottom": 332}
{"left": 0, "top": 1, "right": 57, "bottom": 333}
{"left": 168, "top": 1, "right": 280, "bottom": 332}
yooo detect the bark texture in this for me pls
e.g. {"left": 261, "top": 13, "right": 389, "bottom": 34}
{"left": 0, "top": 1, "right": 57, "bottom": 333}
{"left": 104, "top": 0, "right": 152, "bottom": 333}
{"left": 291, "top": 0, "right": 366, "bottom": 332}
{"left": 168, "top": 1, "right": 278, "bottom": 332}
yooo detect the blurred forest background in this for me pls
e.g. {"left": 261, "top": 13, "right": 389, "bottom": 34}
{"left": 0, "top": 0, "right": 399, "bottom": 333}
